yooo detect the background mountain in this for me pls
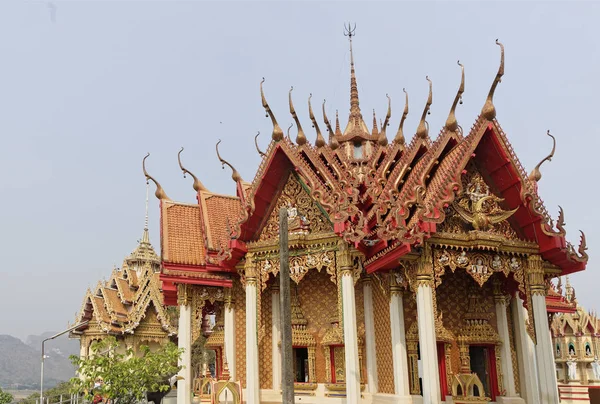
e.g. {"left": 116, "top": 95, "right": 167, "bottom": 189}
{"left": 0, "top": 334, "right": 77, "bottom": 390}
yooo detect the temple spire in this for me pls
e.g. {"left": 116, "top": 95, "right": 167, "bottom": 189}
{"left": 346, "top": 23, "right": 362, "bottom": 122}
{"left": 142, "top": 182, "right": 150, "bottom": 244}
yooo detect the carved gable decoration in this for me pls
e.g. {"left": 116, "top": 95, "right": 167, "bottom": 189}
{"left": 258, "top": 173, "right": 332, "bottom": 241}
{"left": 438, "top": 164, "right": 519, "bottom": 239}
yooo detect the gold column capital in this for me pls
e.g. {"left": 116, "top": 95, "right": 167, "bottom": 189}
{"left": 527, "top": 254, "right": 546, "bottom": 296}
{"left": 224, "top": 287, "right": 235, "bottom": 310}
{"left": 416, "top": 247, "right": 434, "bottom": 288}
{"left": 337, "top": 240, "right": 354, "bottom": 277}
{"left": 244, "top": 252, "right": 258, "bottom": 284}
{"left": 177, "top": 283, "right": 191, "bottom": 306}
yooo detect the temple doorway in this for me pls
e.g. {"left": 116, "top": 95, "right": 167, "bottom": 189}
{"left": 469, "top": 346, "right": 492, "bottom": 398}
{"left": 293, "top": 347, "right": 309, "bottom": 382}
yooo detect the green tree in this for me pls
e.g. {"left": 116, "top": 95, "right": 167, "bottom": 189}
{"left": 69, "top": 337, "right": 182, "bottom": 404}
{"left": 0, "top": 387, "right": 13, "bottom": 404}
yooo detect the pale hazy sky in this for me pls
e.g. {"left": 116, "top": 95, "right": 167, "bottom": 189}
{"left": 1, "top": 1, "right": 599, "bottom": 339}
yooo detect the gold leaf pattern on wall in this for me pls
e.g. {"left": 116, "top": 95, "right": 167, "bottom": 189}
{"left": 259, "top": 286, "right": 273, "bottom": 389}
{"left": 371, "top": 277, "right": 395, "bottom": 394}
{"left": 233, "top": 278, "right": 246, "bottom": 388}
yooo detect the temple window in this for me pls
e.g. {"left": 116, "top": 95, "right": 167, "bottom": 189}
{"left": 293, "top": 347, "right": 309, "bottom": 382}
{"left": 569, "top": 342, "right": 576, "bottom": 356}
{"left": 353, "top": 141, "right": 363, "bottom": 159}
{"left": 586, "top": 342, "right": 592, "bottom": 356}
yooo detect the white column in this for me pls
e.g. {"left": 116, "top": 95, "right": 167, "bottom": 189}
{"left": 495, "top": 293, "right": 517, "bottom": 396}
{"left": 528, "top": 255, "right": 560, "bottom": 404}
{"left": 177, "top": 285, "right": 192, "bottom": 404}
{"left": 416, "top": 281, "right": 441, "bottom": 404}
{"left": 224, "top": 293, "right": 236, "bottom": 381}
{"left": 511, "top": 295, "right": 541, "bottom": 404}
{"left": 341, "top": 271, "right": 360, "bottom": 404}
{"left": 362, "top": 276, "right": 378, "bottom": 393}
{"left": 245, "top": 276, "right": 260, "bottom": 404}
{"left": 271, "top": 284, "right": 282, "bottom": 390}
{"left": 390, "top": 284, "right": 410, "bottom": 397}
{"left": 532, "top": 293, "right": 560, "bottom": 403}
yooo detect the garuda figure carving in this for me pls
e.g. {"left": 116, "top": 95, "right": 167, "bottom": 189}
{"left": 453, "top": 192, "right": 517, "bottom": 231}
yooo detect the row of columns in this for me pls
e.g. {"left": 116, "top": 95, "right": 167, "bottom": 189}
{"left": 174, "top": 252, "right": 558, "bottom": 404}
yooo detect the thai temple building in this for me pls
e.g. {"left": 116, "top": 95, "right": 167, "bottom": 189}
{"left": 70, "top": 192, "right": 177, "bottom": 356}
{"left": 141, "top": 31, "right": 589, "bottom": 404}
{"left": 551, "top": 278, "right": 600, "bottom": 403}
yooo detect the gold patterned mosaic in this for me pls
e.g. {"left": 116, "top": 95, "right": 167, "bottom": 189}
{"left": 371, "top": 277, "right": 395, "bottom": 394}
{"left": 233, "top": 278, "right": 246, "bottom": 387}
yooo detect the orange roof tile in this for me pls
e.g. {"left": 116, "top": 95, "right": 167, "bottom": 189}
{"left": 202, "top": 193, "right": 241, "bottom": 250}
{"left": 162, "top": 201, "right": 206, "bottom": 265}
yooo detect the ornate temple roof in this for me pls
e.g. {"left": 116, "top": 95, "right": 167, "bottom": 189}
{"left": 71, "top": 193, "right": 176, "bottom": 337}
{"left": 144, "top": 34, "right": 588, "bottom": 304}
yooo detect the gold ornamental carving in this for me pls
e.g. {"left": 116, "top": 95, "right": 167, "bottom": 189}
{"left": 527, "top": 254, "right": 546, "bottom": 296}
{"left": 439, "top": 167, "right": 520, "bottom": 239}
{"left": 177, "top": 283, "right": 191, "bottom": 306}
{"left": 256, "top": 250, "right": 336, "bottom": 287}
{"left": 258, "top": 173, "right": 332, "bottom": 241}
{"left": 433, "top": 248, "right": 525, "bottom": 288}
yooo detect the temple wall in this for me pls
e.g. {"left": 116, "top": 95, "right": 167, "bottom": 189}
{"left": 435, "top": 269, "right": 499, "bottom": 375}
{"left": 371, "top": 277, "right": 395, "bottom": 394}
{"left": 297, "top": 269, "right": 338, "bottom": 383}
{"left": 233, "top": 277, "right": 246, "bottom": 387}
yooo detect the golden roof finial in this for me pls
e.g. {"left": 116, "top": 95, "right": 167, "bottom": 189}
{"left": 216, "top": 140, "right": 242, "bottom": 182}
{"left": 286, "top": 123, "right": 293, "bottom": 141}
{"left": 142, "top": 153, "right": 170, "bottom": 200}
{"left": 481, "top": 39, "right": 505, "bottom": 121}
{"left": 445, "top": 61, "right": 465, "bottom": 133}
{"left": 416, "top": 76, "right": 433, "bottom": 139}
{"left": 323, "top": 100, "right": 339, "bottom": 150}
{"left": 289, "top": 86, "right": 307, "bottom": 145}
{"left": 393, "top": 88, "right": 409, "bottom": 146}
{"left": 254, "top": 132, "right": 267, "bottom": 158}
{"left": 529, "top": 130, "right": 556, "bottom": 183}
{"left": 335, "top": 110, "right": 342, "bottom": 137}
{"left": 371, "top": 109, "right": 379, "bottom": 137}
{"left": 178, "top": 147, "right": 207, "bottom": 193}
{"left": 378, "top": 94, "right": 391, "bottom": 146}
{"left": 345, "top": 23, "right": 362, "bottom": 122}
{"left": 141, "top": 182, "right": 150, "bottom": 244}
{"left": 308, "top": 94, "right": 326, "bottom": 148}
{"left": 261, "top": 78, "right": 284, "bottom": 142}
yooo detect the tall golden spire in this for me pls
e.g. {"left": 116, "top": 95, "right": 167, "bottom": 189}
{"left": 445, "top": 61, "right": 465, "bottom": 133}
{"left": 178, "top": 147, "right": 207, "bottom": 192}
{"left": 289, "top": 87, "right": 307, "bottom": 145}
{"left": 346, "top": 23, "right": 362, "bottom": 124}
{"left": 393, "top": 89, "right": 409, "bottom": 146}
{"left": 378, "top": 95, "right": 391, "bottom": 146}
{"left": 142, "top": 153, "right": 170, "bottom": 200}
{"left": 481, "top": 40, "right": 505, "bottom": 121}
{"left": 216, "top": 140, "right": 243, "bottom": 183}
{"left": 308, "top": 94, "right": 326, "bottom": 148}
{"left": 529, "top": 130, "right": 556, "bottom": 183}
{"left": 341, "top": 24, "right": 370, "bottom": 141}
{"left": 261, "top": 78, "right": 284, "bottom": 141}
{"left": 322, "top": 100, "right": 339, "bottom": 150}
{"left": 415, "top": 76, "right": 433, "bottom": 139}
